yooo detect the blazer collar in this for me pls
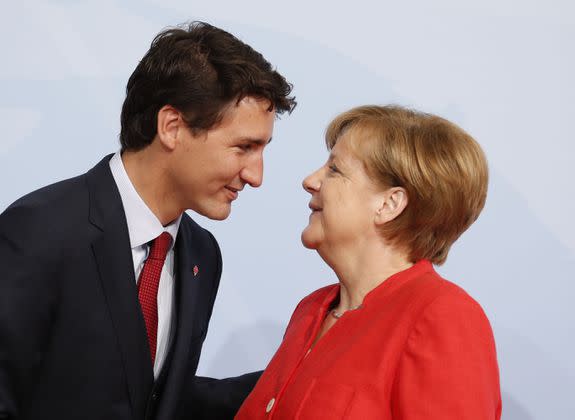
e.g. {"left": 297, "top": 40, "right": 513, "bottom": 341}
{"left": 86, "top": 155, "right": 154, "bottom": 418}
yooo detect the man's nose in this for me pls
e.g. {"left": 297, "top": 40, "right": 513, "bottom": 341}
{"left": 241, "top": 154, "right": 264, "bottom": 188}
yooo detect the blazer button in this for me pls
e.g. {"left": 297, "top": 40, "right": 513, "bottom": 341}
{"left": 266, "top": 397, "right": 275, "bottom": 413}
{"left": 151, "top": 392, "right": 158, "bottom": 401}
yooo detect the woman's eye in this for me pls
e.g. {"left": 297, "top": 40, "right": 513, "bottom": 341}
{"left": 328, "top": 164, "right": 339, "bottom": 173}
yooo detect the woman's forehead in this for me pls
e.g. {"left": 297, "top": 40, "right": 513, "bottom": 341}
{"left": 331, "top": 131, "right": 367, "bottom": 161}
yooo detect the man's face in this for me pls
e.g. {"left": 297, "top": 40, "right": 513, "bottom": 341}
{"left": 170, "top": 96, "right": 275, "bottom": 220}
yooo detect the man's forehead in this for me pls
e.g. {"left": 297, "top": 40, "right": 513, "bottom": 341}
{"left": 221, "top": 96, "right": 275, "bottom": 122}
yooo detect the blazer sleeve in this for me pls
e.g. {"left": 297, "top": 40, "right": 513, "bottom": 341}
{"left": 391, "top": 290, "right": 502, "bottom": 420}
{"left": 0, "top": 207, "right": 58, "bottom": 419}
{"left": 184, "top": 372, "right": 263, "bottom": 419}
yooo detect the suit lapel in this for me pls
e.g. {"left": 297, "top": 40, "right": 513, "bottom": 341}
{"left": 87, "top": 156, "right": 154, "bottom": 418}
{"left": 173, "top": 220, "right": 207, "bottom": 355}
{"left": 156, "top": 217, "right": 214, "bottom": 418}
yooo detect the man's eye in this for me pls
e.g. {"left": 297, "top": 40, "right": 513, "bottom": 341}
{"left": 238, "top": 144, "right": 253, "bottom": 152}
{"left": 328, "top": 164, "right": 339, "bottom": 173}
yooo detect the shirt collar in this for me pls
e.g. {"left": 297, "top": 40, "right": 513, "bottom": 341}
{"left": 109, "top": 151, "right": 181, "bottom": 249}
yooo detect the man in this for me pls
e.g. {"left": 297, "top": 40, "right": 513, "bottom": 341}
{"left": 0, "top": 22, "right": 295, "bottom": 420}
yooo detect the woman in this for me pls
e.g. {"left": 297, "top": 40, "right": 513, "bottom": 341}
{"left": 236, "top": 105, "right": 501, "bottom": 419}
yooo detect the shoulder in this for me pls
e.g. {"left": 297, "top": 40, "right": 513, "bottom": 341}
{"left": 403, "top": 267, "right": 496, "bottom": 350}
{"left": 379, "top": 263, "right": 495, "bottom": 347}
{"left": 394, "top": 263, "right": 489, "bottom": 320}
{"left": 0, "top": 174, "right": 90, "bottom": 254}
{"left": 418, "top": 269, "right": 490, "bottom": 323}
{"left": 3, "top": 174, "right": 87, "bottom": 218}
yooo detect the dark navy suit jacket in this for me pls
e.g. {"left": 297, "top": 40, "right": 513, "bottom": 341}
{"left": 0, "top": 155, "right": 259, "bottom": 420}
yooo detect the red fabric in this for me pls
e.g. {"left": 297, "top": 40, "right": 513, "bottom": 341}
{"left": 137, "top": 232, "right": 172, "bottom": 364}
{"left": 236, "top": 260, "right": 501, "bottom": 420}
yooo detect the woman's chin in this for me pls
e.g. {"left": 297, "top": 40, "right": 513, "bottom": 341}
{"left": 301, "top": 228, "right": 321, "bottom": 250}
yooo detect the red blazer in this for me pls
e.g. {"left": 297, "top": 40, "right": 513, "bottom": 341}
{"left": 236, "top": 260, "right": 501, "bottom": 420}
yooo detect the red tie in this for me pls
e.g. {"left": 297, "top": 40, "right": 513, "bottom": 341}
{"left": 138, "top": 232, "right": 172, "bottom": 364}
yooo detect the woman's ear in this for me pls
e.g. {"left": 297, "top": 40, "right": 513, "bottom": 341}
{"left": 156, "top": 105, "right": 182, "bottom": 151}
{"left": 375, "top": 187, "right": 408, "bottom": 226}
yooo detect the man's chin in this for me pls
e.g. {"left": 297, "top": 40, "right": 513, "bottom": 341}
{"left": 208, "top": 208, "right": 232, "bottom": 221}
{"left": 192, "top": 203, "right": 232, "bottom": 221}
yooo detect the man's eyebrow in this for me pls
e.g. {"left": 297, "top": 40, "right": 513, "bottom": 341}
{"left": 238, "top": 136, "right": 273, "bottom": 145}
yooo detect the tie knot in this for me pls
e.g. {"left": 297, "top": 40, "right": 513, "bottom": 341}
{"left": 148, "top": 232, "right": 172, "bottom": 261}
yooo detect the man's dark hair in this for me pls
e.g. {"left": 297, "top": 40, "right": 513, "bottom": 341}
{"left": 120, "top": 21, "right": 296, "bottom": 151}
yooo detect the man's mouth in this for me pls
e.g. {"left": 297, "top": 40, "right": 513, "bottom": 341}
{"left": 225, "top": 186, "right": 240, "bottom": 200}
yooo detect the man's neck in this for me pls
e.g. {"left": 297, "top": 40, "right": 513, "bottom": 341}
{"left": 121, "top": 148, "right": 182, "bottom": 226}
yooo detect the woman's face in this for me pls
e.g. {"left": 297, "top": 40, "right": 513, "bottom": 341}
{"left": 301, "top": 132, "right": 384, "bottom": 256}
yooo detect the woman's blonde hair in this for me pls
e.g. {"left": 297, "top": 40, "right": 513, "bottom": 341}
{"left": 326, "top": 105, "right": 488, "bottom": 265}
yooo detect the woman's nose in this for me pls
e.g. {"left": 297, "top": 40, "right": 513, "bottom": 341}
{"left": 302, "top": 167, "right": 322, "bottom": 194}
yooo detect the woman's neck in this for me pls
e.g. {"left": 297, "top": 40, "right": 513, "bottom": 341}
{"left": 328, "top": 243, "right": 412, "bottom": 312}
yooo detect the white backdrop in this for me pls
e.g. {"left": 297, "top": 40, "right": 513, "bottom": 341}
{"left": 1, "top": 1, "right": 574, "bottom": 419}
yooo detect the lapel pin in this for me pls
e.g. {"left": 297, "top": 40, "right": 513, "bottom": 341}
{"left": 193, "top": 265, "right": 199, "bottom": 276}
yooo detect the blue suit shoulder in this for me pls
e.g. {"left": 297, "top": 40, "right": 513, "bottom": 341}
{"left": 0, "top": 174, "right": 91, "bottom": 257}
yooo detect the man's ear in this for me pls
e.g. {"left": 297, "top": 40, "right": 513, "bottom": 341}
{"left": 156, "top": 105, "right": 182, "bottom": 151}
{"left": 375, "top": 187, "right": 408, "bottom": 226}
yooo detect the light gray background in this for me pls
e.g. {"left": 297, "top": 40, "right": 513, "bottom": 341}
{"left": 1, "top": 1, "right": 573, "bottom": 419}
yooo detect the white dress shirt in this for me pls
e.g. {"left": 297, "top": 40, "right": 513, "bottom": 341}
{"left": 109, "top": 152, "right": 181, "bottom": 379}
